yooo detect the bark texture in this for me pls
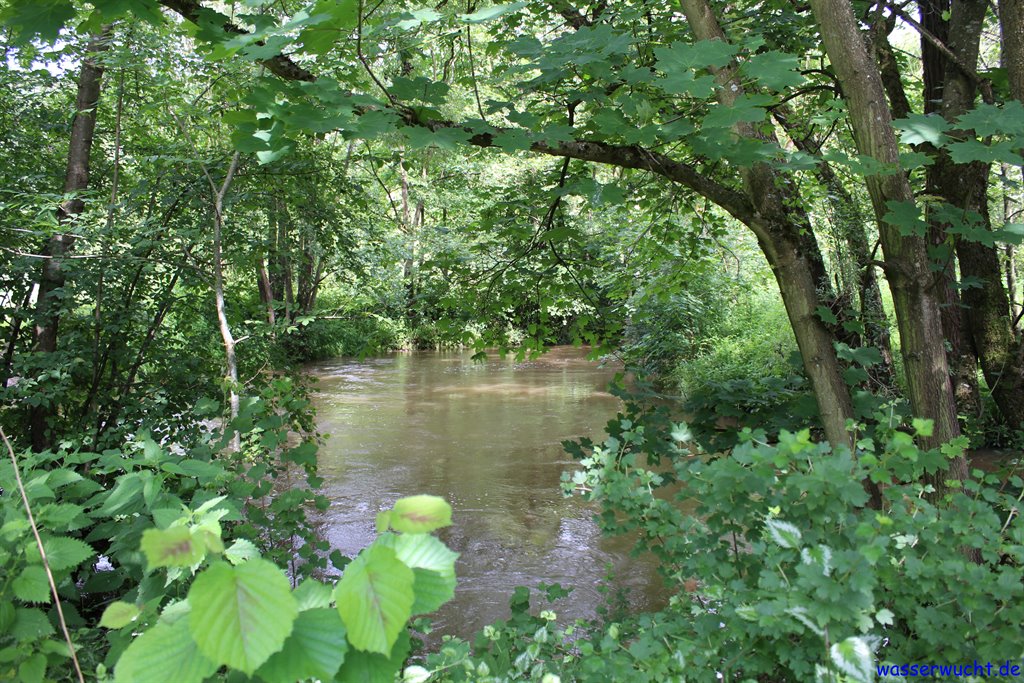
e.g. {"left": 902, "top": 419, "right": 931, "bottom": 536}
{"left": 809, "top": 0, "right": 965, "bottom": 481}
{"left": 30, "top": 32, "right": 109, "bottom": 451}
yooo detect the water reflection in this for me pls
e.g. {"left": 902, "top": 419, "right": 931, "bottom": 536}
{"left": 309, "top": 346, "right": 665, "bottom": 639}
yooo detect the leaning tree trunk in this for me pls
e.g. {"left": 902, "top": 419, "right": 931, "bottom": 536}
{"left": 30, "top": 31, "right": 109, "bottom": 451}
{"left": 679, "top": 0, "right": 855, "bottom": 448}
{"left": 808, "top": 0, "right": 965, "bottom": 480}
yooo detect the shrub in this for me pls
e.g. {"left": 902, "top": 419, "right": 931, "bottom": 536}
{"left": 553, "top": 401, "right": 1024, "bottom": 681}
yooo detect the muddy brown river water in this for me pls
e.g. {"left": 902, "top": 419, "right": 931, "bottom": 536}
{"left": 309, "top": 346, "right": 666, "bottom": 639}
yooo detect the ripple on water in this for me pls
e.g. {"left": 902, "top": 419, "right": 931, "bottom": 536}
{"left": 307, "top": 347, "right": 666, "bottom": 641}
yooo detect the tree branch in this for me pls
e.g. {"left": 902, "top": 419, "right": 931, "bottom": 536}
{"left": 156, "top": 0, "right": 758, "bottom": 231}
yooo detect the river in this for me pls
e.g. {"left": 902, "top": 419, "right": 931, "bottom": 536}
{"left": 308, "top": 345, "right": 665, "bottom": 640}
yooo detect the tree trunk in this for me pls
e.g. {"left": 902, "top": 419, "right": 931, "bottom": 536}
{"left": 679, "top": 0, "right": 855, "bottom": 448}
{"left": 920, "top": 0, "right": 951, "bottom": 114}
{"left": 256, "top": 257, "right": 276, "bottom": 326}
{"left": 809, "top": 0, "right": 965, "bottom": 479}
{"left": 30, "top": 31, "right": 109, "bottom": 451}
{"left": 212, "top": 153, "right": 241, "bottom": 448}
{"left": 930, "top": 0, "right": 1024, "bottom": 429}
{"left": 773, "top": 107, "right": 897, "bottom": 390}
{"left": 398, "top": 153, "right": 417, "bottom": 318}
{"left": 1000, "top": 0, "right": 1024, "bottom": 103}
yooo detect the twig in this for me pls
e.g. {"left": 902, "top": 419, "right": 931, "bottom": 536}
{"left": 357, "top": 0, "right": 395, "bottom": 103}
{"left": 465, "top": 20, "right": 487, "bottom": 122}
{"left": 0, "top": 427, "right": 85, "bottom": 683}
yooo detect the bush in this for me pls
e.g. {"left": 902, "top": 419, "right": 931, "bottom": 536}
{"left": 550, "top": 401, "right": 1024, "bottom": 681}
{"left": 281, "top": 314, "right": 409, "bottom": 362}
{"left": 0, "top": 377, "right": 458, "bottom": 682}
{"left": 669, "top": 289, "right": 797, "bottom": 392}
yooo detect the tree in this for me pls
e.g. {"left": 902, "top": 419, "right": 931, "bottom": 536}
{"left": 29, "top": 30, "right": 108, "bottom": 450}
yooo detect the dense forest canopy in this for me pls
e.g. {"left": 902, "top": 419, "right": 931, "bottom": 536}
{"left": 1, "top": 0, "right": 1023, "bottom": 680}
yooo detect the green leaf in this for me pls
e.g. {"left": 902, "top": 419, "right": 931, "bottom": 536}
{"left": 742, "top": 51, "right": 805, "bottom": 90}
{"left": 829, "top": 636, "right": 873, "bottom": 682}
{"left": 947, "top": 138, "right": 1023, "bottom": 165}
{"left": 658, "top": 71, "right": 716, "bottom": 97}
{"left": 459, "top": 1, "right": 526, "bottom": 23}
{"left": 140, "top": 526, "right": 205, "bottom": 569}
{"left": 395, "top": 8, "right": 442, "bottom": 30}
{"left": 351, "top": 110, "right": 402, "bottom": 139}
{"left": 954, "top": 100, "right": 1024, "bottom": 136}
{"left": 1, "top": 0, "right": 76, "bottom": 43}
{"left": 255, "top": 608, "right": 348, "bottom": 683}
{"left": 115, "top": 618, "right": 218, "bottom": 683}
{"left": 100, "top": 601, "right": 141, "bottom": 629}
{"left": 492, "top": 129, "right": 533, "bottom": 152}
{"left": 283, "top": 441, "right": 317, "bottom": 467}
{"left": 404, "top": 665, "right": 432, "bottom": 683}
{"left": 390, "top": 76, "right": 451, "bottom": 105}
{"left": 815, "top": 306, "right": 838, "bottom": 325}
{"left": 17, "top": 653, "right": 46, "bottom": 683}
{"left": 883, "top": 200, "right": 927, "bottom": 237}
{"left": 893, "top": 113, "right": 951, "bottom": 146}
{"left": 0, "top": 602, "right": 14, "bottom": 634}
{"left": 379, "top": 533, "right": 458, "bottom": 614}
{"left": 334, "top": 543, "right": 415, "bottom": 654}
{"left": 843, "top": 367, "right": 869, "bottom": 386}
{"left": 188, "top": 560, "right": 299, "bottom": 674}
{"left": 95, "top": 473, "right": 145, "bottom": 517}
{"left": 835, "top": 343, "right": 883, "bottom": 367}
{"left": 654, "top": 40, "right": 738, "bottom": 72}
{"left": 294, "top": 579, "right": 333, "bottom": 611}
{"left": 12, "top": 566, "right": 50, "bottom": 603}
{"left": 388, "top": 495, "right": 452, "bottom": 533}
{"left": 224, "top": 538, "right": 260, "bottom": 565}
{"left": 912, "top": 417, "right": 934, "bottom": 438}
{"left": 256, "top": 144, "right": 296, "bottom": 165}
{"left": 336, "top": 632, "right": 410, "bottom": 683}
{"left": 91, "top": 0, "right": 164, "bottom": 24}
{"left": 764, "top": 518, "right": 802, "bottom": 549}
{"left": 10, "top": 608, "right": 54, "bottom": 642}
{"left": 702, "top": 95, "right": 771, "bottom": 128}
{"left": 26, "top": 536, "right": 93, "bottom": 571}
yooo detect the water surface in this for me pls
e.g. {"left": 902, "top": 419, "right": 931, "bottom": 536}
{"left": 309, "top": 346, "right": 665, "bottom": 639}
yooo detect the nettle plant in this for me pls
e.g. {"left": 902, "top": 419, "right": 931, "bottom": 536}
{"left": 109, "top": 494, "right": 457, "bottom": 683}
{"left": 0, "top": 379, "right": 437, "bottom": 682}
{"left": 564, "top": 403, "right": 1024, "bottom": 682}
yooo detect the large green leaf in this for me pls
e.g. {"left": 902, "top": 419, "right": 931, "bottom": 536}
{"left": 335, "top": 632, "right": 410, "bottom": 683}
{"left": 11, "top": 608, "right": 54, "bottom": 642}
{"left": 741, "top": 50, "right": 805, "bottom": 90}
{"left": 654, "top": 40, "right": 738, "bottom": 72}
{"left": 100, "top": 601, "right": 142, "bottom": 629}
{"left": 387, "top": 495, "right": 452, "bottom": 533}
{"left": 115, "top": 619, "right": 217, "bottom": 683}
{"left": 25, "top": 535, "right": 93, "bottom": 571}
{"left": 255, "top": 608, "right": 348, "bottom": 682}
{"left": 830, "top": 636, "right": 873, "bottom": 682}
{"left": 140, "top": 526, "right": 205, "bottom": 569}
{"left": 298, "top": 0, "right": 356, "bottom": 54}
{"left": 334, "top": 543, "right": 414, "bottom": 655}
{"left": 892, "top": 113, "right": 951, "bottom": 146}
{"left": 459, "top": 1, "right": 526, "bottom": 23}
{"left": 94, "top": 473, "right": 145, "bottom": 517}
{"left": 294, "top": 579, "right": 333, "bottom": 610}
{"left": 187, "top": 560, "right": 298, "bottom": 674}
{"left": 1, "top": 0, "right": 75, "bottom": 43}
{"left": 379, "top": 533, "right": 458, "bottom": 614}
{"left": 12, "top": 566, "right": 50, "bottom": 603}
